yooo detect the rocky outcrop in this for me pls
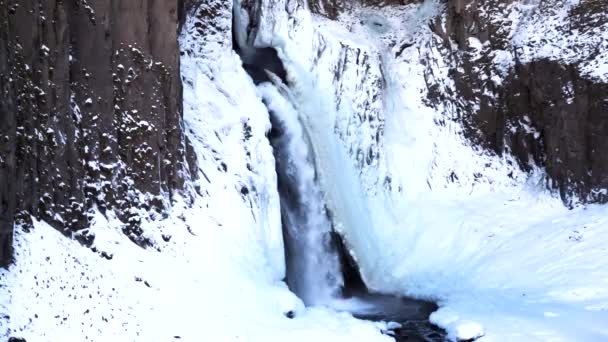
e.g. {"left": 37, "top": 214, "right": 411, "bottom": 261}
{"left": 0, "top": 0, "right": 196, "bottom": 267}
{"left": 502, "top": 60, "right": 608, "bottom": 203}
{"left": 431, "top": 0, "right": 608, "bottom": 206}
{"left": 306, "top": 0, "right": 422, "bottom": 19}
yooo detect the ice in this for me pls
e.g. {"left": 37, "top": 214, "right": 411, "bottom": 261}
{"left": 238, "top": 1, "right": 608, "bottom": 340}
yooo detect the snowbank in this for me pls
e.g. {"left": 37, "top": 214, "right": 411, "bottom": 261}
{"left": 0, "top": 201, "right": 390, "bottom": 341}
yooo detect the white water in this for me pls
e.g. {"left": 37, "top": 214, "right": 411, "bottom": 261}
{"left": 275, "top": 48, "right": 387, "bottom": 290}
{"left": 257, "top": 81, "right": 344, "bottom": 306}
{"left": 256, "top": 78, "right": 412, "bottom": 319}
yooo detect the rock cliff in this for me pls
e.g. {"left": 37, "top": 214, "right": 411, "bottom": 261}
{"left": 431, "top": 0, "right": 608, "bottom": 205}
{"left": 0, "top": 0, "right": 196, "bottom": 266}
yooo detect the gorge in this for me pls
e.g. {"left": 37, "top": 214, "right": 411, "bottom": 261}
{"left": 2, "top": 0, "right": 608, "bottom": 341}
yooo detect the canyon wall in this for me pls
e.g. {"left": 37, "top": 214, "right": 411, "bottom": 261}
{"left": 431, "top": 0, "right": 608, "bottom": 205}
{"left": 2, "top": 0, "right": 607, "bottom": 267}
{"left": 0, "top": 0, "right": 196, "bottom": 266}
{"left": 250, "top": 0, "right": 608, "bottom": 206}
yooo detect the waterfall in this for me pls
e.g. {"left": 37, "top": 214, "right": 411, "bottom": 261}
{"left": 257, "top": 81, "right": 344, "bottom": 306}
{"left": 232, "top": 0, "right": 345, "bottom": 306}
{"left": 231, "top": 4, "right": 438, "bottom": 326}
{"left": 256, "top": 76, "right": 440, "bottom": 328}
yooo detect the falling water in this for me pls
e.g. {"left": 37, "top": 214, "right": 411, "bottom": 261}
{"left": 256, "top": 77, "right": 442, "bottom": 335}
{"left": 257, "top": 81, "right": 344, "bottom": 306}
{"left": 232, "top": 6, "right": 442, "bottom": 335}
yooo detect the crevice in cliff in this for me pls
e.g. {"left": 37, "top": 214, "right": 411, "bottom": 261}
{"left": 231, "top": 24, "right": 286, "bottom": 83}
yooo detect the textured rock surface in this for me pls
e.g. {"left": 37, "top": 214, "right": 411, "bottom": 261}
{"left": 307, "top": 0, "right": 422, "bottom": 19}
{"left": 0, "top": 0, "right": 195, "bottom": 266}
{"left": 0, "top": 2, "right": 16, "bottom": 266}
{"left": 503, "top": 61, "right": 608, "bottom": 204}
{"left": 430, "top": 0, "right": 608, "bottom": 205}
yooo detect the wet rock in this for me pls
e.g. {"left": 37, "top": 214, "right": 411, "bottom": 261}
{"left": 8, "top": 338, "right": 27, "bottom": 342}
{"left": 392, "top": 320, "right": 447, "bottom": 342}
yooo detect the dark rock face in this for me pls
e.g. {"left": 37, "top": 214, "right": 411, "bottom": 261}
{"left": 307, "top": 0, "right": 422, "bottom": 19}
{"left": 8, "top": 337, "right": 27, "bottom": 342}
{"left": 178, "top": 0, "right": 207, "bottom": 30}
{"left": 0, "top": 0, "right": 196, "bottom": 267}
{"left": 504, "top": 61, "right": 608, "bottom": 204}
{"left": 0, "top": 2, "right": 16, "bottom": 266}
{"left": 431, "top": 0, "right": 608, "bottom": 206}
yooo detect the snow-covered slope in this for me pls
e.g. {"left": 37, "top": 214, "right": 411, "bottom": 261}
{"left": 0, "top": 199, "right": 391, "bottom": 341}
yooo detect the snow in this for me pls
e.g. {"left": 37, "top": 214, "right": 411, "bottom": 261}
{"left": 509, "top": 0, "right": 608, "bottom": 82}
{"left": 0, "top": 203, "right": 390, "bottom": 342}
{"left": 431, "top": 310, "right": 485, "bottom": 342}
{"left": 2, "top": 1, "right": 607, "bottom": 341}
